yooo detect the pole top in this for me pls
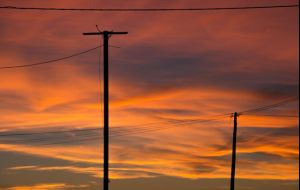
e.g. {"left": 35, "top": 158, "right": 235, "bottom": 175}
{"left": 231, "top": 112, "right": 240, "bottom": 118}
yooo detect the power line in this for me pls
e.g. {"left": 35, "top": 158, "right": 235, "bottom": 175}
{"left": 243, "top": 114, "right": 298, "bottom": 118}
{"left": 0, "top": 96, "right": 297, "bottom": 139}
{"left": 7, "top": 116, "right": 229, "bottom": 146}
{"left": 162, "top": 113, "right": 230, "bottom": 123}
{"left": 0, "top": 46, "right": 101, "bottom": 70}
{"left": 0, "top": 116, "right": 226, "bottom": 143}
{"left": 0, "top": 95, "right": 297, "bottom": 147}
{"left": 0, "top": 115, "right": 230, "bottom": 146}
{"left": 0, "top": 114, "right": 228, "bottom": 138}
{"left": 77, "top": 96, "right": 298, "bottom": 141}
{"left": 7, "top": 102, "right": 298, "bottom": 146}
{"left": 239, "top": 96, "right": 298, "bottom": 115}
{"left": 0, "top": 4, "right": 298, "bottom": 12}
{"left": 0, "top": 107, "right": 295, "bottom": 146}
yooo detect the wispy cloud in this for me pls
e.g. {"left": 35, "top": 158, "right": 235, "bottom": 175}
{"left": 6, "top": 183, "right": 88, "bottom": 190}
{"left": 8, "top": 165, "right": 101, "bottom": 178}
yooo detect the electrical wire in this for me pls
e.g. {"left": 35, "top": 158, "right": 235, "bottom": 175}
{"left": 0, "top": 116, "right": 228, "bottom": 145}
{"left": 0, "top": 45, "right": 120, "bottom": 70}
{"left": 0, "top": 46, "right": 101, "bottom": 70}
{"left": 0, "top": 97, "right": 297, "bottom": 139}
{"left": 25, "top": 116, "right": 229, "bottom": 146}
{"left": 1, "top": 110, "right": 293, "bottom": 146}
{"left": 0, "top": 4, "right": 298, "bottom": 12}
{"left": 0, "top": 96, "right": 298, "bottom": 146}
{"left": 0, "top": 114, "right": 228, "bottom": 138}
{"left": 239, "top": 96, "right": 298, "bottom": 115}
{"left": 242, "top": 114, "right": 298, "bottom": 118}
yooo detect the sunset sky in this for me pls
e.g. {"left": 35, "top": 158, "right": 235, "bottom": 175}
{"left": 0, "top": 0, "right": 299, "bottom": 190}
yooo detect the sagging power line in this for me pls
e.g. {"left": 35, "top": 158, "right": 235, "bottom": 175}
{"left": 0, "top": 45, "right": 121, "bottom": 70}
{"left": 0, "top": 117, "right": 227, "bottom": 146}
{"left": 0, "top": 46, "right": 101, "bottom": 70}
{"left": 239, "top": 96, "right": 298, "bottom": 114}
{"left": 0, "top": 96, "right": 297, "bottom": 138}
{"left": 244, "top": 114, "right": 298, "bottom": 117}
{"left": 0, "top": 4, "right": 298, "bottom": 12}
{"left": 0, "top": 96, "right": 297, "bottom": 143}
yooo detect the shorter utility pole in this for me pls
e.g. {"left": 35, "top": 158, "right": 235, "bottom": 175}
{"left": 83, "top": 30, "right": 128, "bottom": 190}
{"left": 230, "top": 112, "right": 238, "bottom": 190}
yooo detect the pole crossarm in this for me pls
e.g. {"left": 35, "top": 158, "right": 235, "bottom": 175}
{"left": 83, "top": 31, "right": 128, "bottom": 35}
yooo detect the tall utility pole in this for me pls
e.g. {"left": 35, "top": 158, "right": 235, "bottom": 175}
{"left": 230, "top": 112, "right": 238, "bottom": 190}
{"left": 83, "top": 30, "right": 128, "bottom": 190}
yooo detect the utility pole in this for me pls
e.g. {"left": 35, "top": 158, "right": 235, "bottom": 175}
{"left": 83, "top": 30, "right": 128, "bottom": 190}
{"left": 230, "top": 112, "right": 238, "bottom": 190}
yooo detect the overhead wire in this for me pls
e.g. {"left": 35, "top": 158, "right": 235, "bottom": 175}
{"left": 0, "top": 46, "right": 101, "bottom": 70}
{"left": 8, "top": 96, "right": 294, "bottom": 146}
{"left": 0, "top": 96, "right": 298, "bottom": 145}
{"left": 0, "top": 4, "right": 298, "bottom": 12}
{"left": 0, "top": 114, "right": 228, "bottom": 138}
{"left": 23, "top": 116, "right": 230, "bottom": 146}
{"left": 243, "top": 114, "right": 298, "bottom": 118}
{"left": 0, "top": 115, "right": 229, "bottom": 145}
{"left": 0, "top": 110, "right": 295, "bottom": 146}
{"left": 42, "top": 108, "right": 300, "bottom": 146}
{"left": 0, "top": 45, "right": 120, "bottom": 70}
{"left": 239, "top": 96, "right": 298, "bottom": 115}
{"left": 2, "top": 109, "right": 296, "bottom": 146}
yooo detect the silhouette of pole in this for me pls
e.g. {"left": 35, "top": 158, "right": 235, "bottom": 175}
{"left": 230, "top": 112, "right": 238, "bottom": 190}
{"left": 83, "top": 30, "right": 128, "bottom": 190}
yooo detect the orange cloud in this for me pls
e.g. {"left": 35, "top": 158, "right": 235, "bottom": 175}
{"left": 6, "top": 183, "right": 88, "bottom": 190}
